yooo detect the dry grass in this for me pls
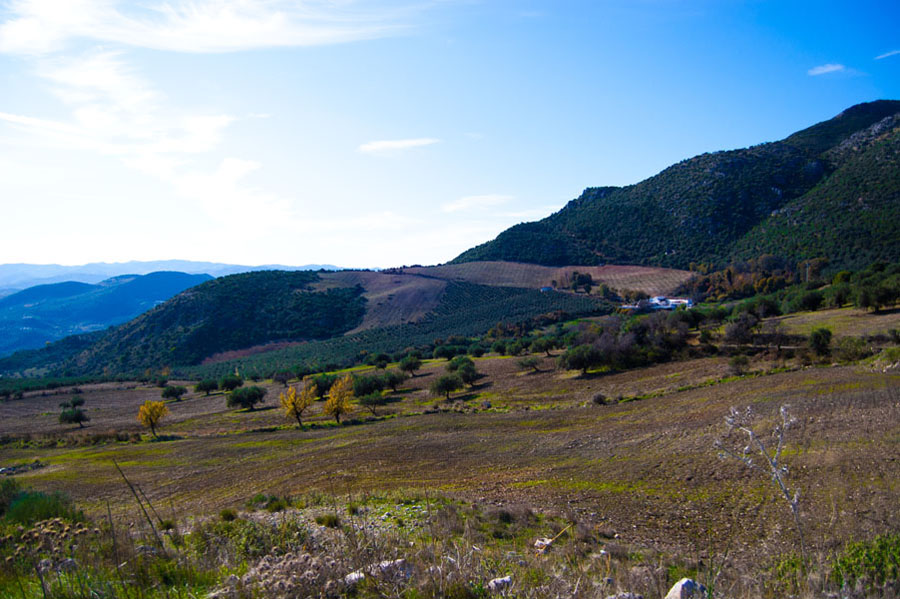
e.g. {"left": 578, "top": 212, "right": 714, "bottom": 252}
{"left": 775, "top": 306, "right": 900, "bottom": 337}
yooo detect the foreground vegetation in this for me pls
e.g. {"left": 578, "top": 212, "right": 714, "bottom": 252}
{"left": 2, "top": 258, "right": 899, "bottom": 597}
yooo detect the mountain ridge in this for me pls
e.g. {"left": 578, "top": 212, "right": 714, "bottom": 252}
{"left": 0, "top": 260, "right": 341, "bottom": 292}
{"left": 451, "top": 100, "right": 900, "bottom": 270}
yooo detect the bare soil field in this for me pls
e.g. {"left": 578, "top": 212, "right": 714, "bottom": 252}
{"left": 399, "top": 261, "right": 693, "bottom": 296}
{"left": 3, "top": 353, "right": 899, "bottom": 567}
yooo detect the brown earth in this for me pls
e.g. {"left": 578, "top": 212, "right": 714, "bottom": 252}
{"left": 312, "top": 271, "right": 447, "bottom": 332}
{"left": 3, "top": 353, "right": 899, "bottom": 565}
{"left": 399, "top": 262, "right": 693, "bottom": 296}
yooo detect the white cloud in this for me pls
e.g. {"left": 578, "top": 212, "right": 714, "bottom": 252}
{"left": 875, "top": 50, "right": 900, "bottom": 60}
{"left": 357, "top": 137, "right": 440, "bottom": 154}
{"left": 442, "top": 194, "right": 513, "bottom": 213}
{"left": 0, "top": 0, "right": 410, "bottom": 55}
{"left": 807, "top": 63, "right": 845, "bottom": 76}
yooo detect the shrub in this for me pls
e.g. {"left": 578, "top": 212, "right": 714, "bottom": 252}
{"left": 518, "top": 356, "right": 540, "bottom": 372}
{"left": 227, "top": 386, "right": 267, "bottom": 411}
{"left": 194, "top": 379, "right": 219, "bottom": 395}
{"left": 220, "top": 374, "right": 244, "bottom": 392}
{"left": 59, "top": 395, "right": 90, "bottom": 428}
{"left": 381, "top": 369, "right": 408, "bottom": 392}
{"left": 833, "top": 337, "right": 873, "bottom": 362}
{"left": 728, "top": 354, "right": 750, "bottom": 375}
{"left": 398, "top": 355, "right": 422, "bottom": 376}
{"left": 220, "top": 508, "right": 237, "bottom": 521}
{"left": 161, "top": 385, "right": 188, "bottom": 401}
{"left": 4, "top": 489, "right": 83, "bottom": 525}
{"left": 431, "top": 374, "right": 464, "bottom": 400}
{"left": 359, "top": 392, "right": 388, "bottom": 416}
{"left": 809, "top": 328, "right": 833, "bottom": 357}
{"left": 0, "top": 477, "right": 23, "bottom": 516}
{"left": 315, "top": 513, "right": 341, "bottom": 528}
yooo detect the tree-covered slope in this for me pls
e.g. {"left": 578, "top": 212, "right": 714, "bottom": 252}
{"left": 452, "top": 100, "right": 900, "bottom": 270}
{"left": 0, "top": 271, "right": 212, "bottom": 356}
{"left": 0, "top": 271, "right": 368, "bottom": 375}
{"left": 733, "top": 116, "right": 900, "bottom": 269}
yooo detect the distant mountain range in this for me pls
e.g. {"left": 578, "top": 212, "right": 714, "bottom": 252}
{"left": 452, "top": 100, "right": 900, "bottom": 271}
{"left": 0, "top": 260, "right": 339, "bottom": 294}
{"left": 0, "top": 271, "right": 213, "bottom": 356}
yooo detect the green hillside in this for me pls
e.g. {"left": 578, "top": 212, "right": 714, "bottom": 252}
{"left": 183, "top": 281, "right": 608, "bottom": 379}
{"left": 0, "top": 270, "right": 367, "bottom": 375}
{"left": 452, "top": 100, "right": 900, "bottom": 270}
{"left": 0, "top": 273, "right": 607, "bottom": 378}
{"left": 733, "top": 119, "right": 900, "bottom": 269}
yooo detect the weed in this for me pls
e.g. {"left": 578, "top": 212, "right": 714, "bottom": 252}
{"left": 831, "top": 533, "right": 900, "bottom": 591}
{"left": 716, "top": 405, "right": 807, "bottom": 564}
{"left": 315, "top": 513, "right": 341, "bottom": 528}
{"left": 220, "top": 508, "right": 237, "bottom": 521}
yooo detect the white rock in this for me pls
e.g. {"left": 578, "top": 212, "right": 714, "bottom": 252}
{"left": 488, "top": 576, "right": 512, "bottom": 593}
{"left": 664, "top": 578, "right": 707, "bottom": 599}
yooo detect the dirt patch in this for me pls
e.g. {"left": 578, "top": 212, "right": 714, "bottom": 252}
{"left": 203, "top": 341, "right": 308, "bottom": 364}
{"left": 312, "top": 271, "right": 447, "bottom": 331}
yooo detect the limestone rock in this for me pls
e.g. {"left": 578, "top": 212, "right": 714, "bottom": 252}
{"left": 488, "top": 576, "right": 512, "bottom": 593}
{"left": 664, "top": 578, "right": 706, "bottom": 599}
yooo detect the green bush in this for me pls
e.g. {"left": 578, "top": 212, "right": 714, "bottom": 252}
{"left": 0, "top": 477, "right": 22, "bottom": 516}
{"left": 220, "top": 508, "right": 237, "bottom": 521}
{"left": 832, "top": 534, "right": 900, "bottom": 590}
{"left": 809, "top": 328, "right": 833, "bottom": 357}
{"left": 315, "top": 513, "right": 341, "bottom": 528}
{"left": 4, "top": 489, "right": 83, "bottom": 525}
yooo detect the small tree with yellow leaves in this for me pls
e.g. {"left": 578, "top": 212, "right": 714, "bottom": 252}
{"left": 138, "top": 400, "right": 169, "bottom": 439}
{"left": 280, "top": 384, "right": 315, "bottom": 428}
{"left": 324, "top": 374, "right": 354, "bottom": 424}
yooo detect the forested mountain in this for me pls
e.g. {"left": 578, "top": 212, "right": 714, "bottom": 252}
{"left": 0, "top": 268, "right": 612, "bottom": 377}
{"left": 452, "top": 100, "right": 900, "bottom": 270}
{"left": 53, "top": 271, "right": 367, "bottom": 373}
{"left": 0, "top": 271, "right": 212, "bottom": 356}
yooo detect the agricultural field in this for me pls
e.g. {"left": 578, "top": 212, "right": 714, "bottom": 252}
{"left": 775, "top": 306, "right": 900, "bottom": 337}
{"left": 3, "top": 296, "right": 900, "bottom": 598}
{"left": 3, "top": 352, "right": 899, "bottom": 574}
{"left": 311, "top": 271, "right": 448, "bottom": 332}
{"left": 400, "top": 261, "right": 693, "bottom": 296}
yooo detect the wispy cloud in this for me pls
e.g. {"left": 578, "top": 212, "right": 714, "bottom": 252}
{"left": 0, "top": 0, "right": 412, "bottom": 55}
{"left": 807, "top": 63, "right": 845, "bottom": 76}
{"left": 875, "top": 50, "right": 900, "bottom": 60}
{"left": 442, "top": 194, "right": 513, "bottom": 213}
{"left": 358, "top": 137, "right": 440, "bottom": 155}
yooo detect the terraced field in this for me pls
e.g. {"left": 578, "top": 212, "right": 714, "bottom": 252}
{"left": 399, "top": 261, "right": 693, "bottom": 296}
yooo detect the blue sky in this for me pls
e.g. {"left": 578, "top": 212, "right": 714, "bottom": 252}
{"left": 0, "top": 0, "right": 897, "bottom": 268}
